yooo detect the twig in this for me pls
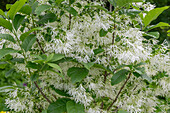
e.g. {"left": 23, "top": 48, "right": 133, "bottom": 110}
{"left": 34, "top": 81, "right": 52, "bottom": 103}
{"left": 36, "top": 38, "right": 45, "bottom": 54}
{"left": 110, "top": 4, "right": 112, "bottom": 12}
{"left": 103, "top": 71, "right": 108, "bottom": 83}
{"left": 107, "top": 72, "right": 131, "bottom": 111}
{"left": 69, "top": 13, "right": 72, "bottom": 30}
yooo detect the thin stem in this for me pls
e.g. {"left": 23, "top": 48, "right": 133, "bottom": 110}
{"left": 36, "top": 38, "right": 45, "bottom": 54}
{"left": 34, "top": 81, "right": 52, "bottom": 103}
{"left": 107, "top": 72, "right": 131, "bottom": 111}
{"left": 69, "top": 13, "right": 72, "bottom": 30}
{"left": 110, "top": 4, "right": 112, "bottom": 12}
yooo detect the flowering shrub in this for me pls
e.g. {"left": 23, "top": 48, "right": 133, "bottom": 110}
{"left": 0, "top": 0, "right": 169, "bottom": 113}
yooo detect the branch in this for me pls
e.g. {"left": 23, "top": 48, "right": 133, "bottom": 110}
{"left": 107, "top": 72, "right": 131, "bottom": 111}
{"left": 69, "top": 13, "right": 72, "bottom": 30}
{"left": 34, "top": 81, "right": 52, "bottom": 103}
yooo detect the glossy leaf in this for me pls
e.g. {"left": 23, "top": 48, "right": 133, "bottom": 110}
{"left": 0, "top": 9, "right": 5, "bottom": 17}
{"left": 19, "top": 5, "right": 32, "bottom": 15}
{"left": 35, "top": 4, "right": 51, "bottom": 15}
{"left": 7, "top": 0, "right": 27, "bottom": 19}
{"left": 50, "top": 85, "right": 70, "bottom": 97}
{"left": 47, "top": 98, "right": 70, "bottom": 113}
{"left": 99, "top": 28, "right": 108, "bottom": 37}
{"left": 143, "top": 6, "right": 169, "bottom": 27}
{"left": 21, "top": 34, "right": 36, "bottom": 52}
{"left": 143, "top": 32, "right": 160, "bottom": 39}
{"left": 93, "top": 48, "right": 104, "bottom": 55}
{"left": 47, "top": 63, "right": 62, "bottom": 73}
{"left": 66, "top": 100, "right": 85, "bottom": 113}
{"left": 0, "top": 34, "right": 15, "bottom": 43}
{"left": 37, "top": 13, "right": 57, "bottom": 24}
{"left": 82, "top": 62, "right": 94, "bottom": 70}
{"left": 20, "top": 27, "right": 43, "bottom": 41}
{"left": 111, "top": 69, "right": 129, "bottom": 85}
{"left": 65, "top": 7, "right": 78, "bottom": 16}
{"left": 0, "top": 48, "right": 18, "bottom": 59}
{"left": 0, "top": 18, "right": 13, "bottom": 31}
{"left": 144, "top": 22, "right": 170, "bottom": 31}
{"left": 13, "top": 14, "right": 25, "bottom": 31}
{"left": 67, "top": 67, "right": 89, "bottom": 84}
{"left": 50, "top": 54, "right": 65, "bottom": 62}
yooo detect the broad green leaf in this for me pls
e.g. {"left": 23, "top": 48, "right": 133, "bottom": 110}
{"left": 47, "top": 98, "right": 70, "bottom": 113}
{"left": 134, "top": 67, "right": 152, "bottom": 83}
{"left": 143, "top": 32, "right": 160, "bottom": 39}
{"left": 93, "top": 48, "right": 104, "bottom": 55}
{"left": 37, "top": 13, "right": 57, "bottom": 24}
{"left": 99, "top": 28, "right": 108, "bottom": 37}
{"left": 50, "top": 54, "right": 65, "bottom": 62}
{"left": 82, "top": 62, "right": 94, "bottom": 70}
{"left": 0, "top": 86, "right": 15, "bottom": 93}
{"left": 21, "top": 34, "right": 36, "bottom": 52}
{"left": 118, "top": 110, "right": 128, "bottom": 113}
{"left": 20, "top": 27, "right": 42, "bottom": 41}
{"left": 7, "top": 0, "right": 27, "bottom": 19}
{"left": 30, "top": 73, "right": 39, "bottom": 81}
{"left": 26, "top": 61, "right": 41, "bottom": 69}
{"left": 144, "top": 22, "right": 170, "bottom": 31}
{"left": 66, "top": 100, "right": 85, "bottom": 113}
{"left": 134, "top": 62, "right": 146, "bottom": 67}
{"left": 0, "top": 62, "right": 8, "bottom": 69}
{"left": 13, "top": 14, "right": 25, "bottom": 31}
{"left": 50, "top": 85, "right": 70, "bottom": 97}
{"left": 5, "top": 69, "right": 15, "bottom": 77}
{"left": 35, "top": 4, "right": 51, "bottom": 15}
{"left": 46, "top": 53, "right": 54, "bottom": 62}
{"left": 6, "top": 4, "right": 12, "bottom": 10}
{"left": 0, "top": 48, "right": 18, "bottom": 59}
{"left": 19, "top": 5, "right": 32, "bottom": 15}
{"left": 67, "top": 67, "right": 89, "bottom": 84}
{"left": 50, "top": 69, "right": 65, "bottom": 79}
{"left": 111, "top": 69, "right": 129, "bottom": 85}
{"left": 0, "top": 18, "right": 13, "bottom": 31}
{"left": 109, "top": 0, "right": 143, "bottom": 8}
{"left": 42, "top": 110, "right": 47, "bottom": 113}
{"left": 0, "top": 34, "right": 15, "bottom": 43}
{"left": 0, "top": 9, "right": 5, "bottom": 17}
{"left": 143, "top": 6, "right": 170, "bottom": 27}
{"left": 47, "top": 63, "right": 62, "bottom": 73}
{"left": 65, "top": 7, "right": 78, "bottom": 16}
{"left": 31, "top": 1, "right": 39, "bottom": 14}
{"left": 31, "top": 54, "right": 43, "bottom": 60}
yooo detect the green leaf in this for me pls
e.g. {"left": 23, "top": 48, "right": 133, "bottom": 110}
{"left": 81, "top": 62, "right": 94, "bottom": 70}
{"left": 7, "top": 0, "right": 27, "bottom": 20}
{"left": 6, "top": 4, "right": 12, "bottom": 10}
{"left": 93, "top": 63, "right": 113, "bottom": 74}
{"left": 31, "top": 1, "right": 39, "bottom": 14}
{"left": 47, "top": 98, "right": 70, "bottom": 113}
{"left": 55, "top": 0, "right": 64, "bottom": 5}
{"left": 26, "top": 61, "right": 40, "bottom": 69}
{"left": 19, "top": 5, "right": 32, "bottom": 15}
{"left": 50, "top": 54, "right": 65, "bottom": 62}
{"left": 5, "top": 69, "right": 15, "bottom": 77}
{"left": 20, "top": 27, "right": 43, "bottom": 41}
{"left": 143, "top": 32, "right": 160, "bottom": 39}
{"left": 47, "top": 63, "right": 62, "bottom": 73}
{"left": 0, "top": 62, "right": 8, "bottom": 69}
{"left": 69, "top": 0, "right": 76, "bottom": 5}
{"left": 144, "top": 22, "right": 170, "bottom": 31}
{"left": 111, "top": 69, "right": 129, "bottom": 85}
{"left": 30, "top": 73, "right": 39, "bottom": 81}
{"left": 0, "top": 48, "right": 18, "bottom": 59}
{"left": 0, "top": 18, "right": 13, "bottom": 31}
{"left": 93, "top": 48, "right": 104, "bottom": 55}
{"left": 109, "top": 0, "right": 143, "bottom": 8}
{"left": 65, "top": 7, "right": 78, "bottom": 16}
{"left": 0, "top": 34, "right": 15, "bottom": 43}
{"left": 85, "top": 5, "right": 109, "bottom": 14}
{"left": 21, "top": 34, "right": 36, "bottom": 52}
{"left": 67, "top": 67, "right": 89, "bottom": 84}
{"left": 46, "top": 53, "right": 54, "bottom": 62}
{"left": 66, "top": 100, "right": 85, "bottom": 113}
{"left": 0, "top": 9, "right": 5, "bottom": 17}
{"left": 143, "top": 6, "right": 170, "bottom": 28}
{"left": 50, "top": 85, "right": 70, "bottom": 97}
{"left": 35, "top": 4, "right": 51, "bottom": 15}
{"left": 37, "top": 13, "right": 57, "bottom": 24}
{"left": 118, "top": 110, "right": 128, "bottom": 113}
{"left": 0, "top": 86, "right": 15, "bottom": 93}
{"left": 134, "top": 62, "right": 146, "bottom": 67}
{"left": 99, "top": 28, "right": 108, "bottom": 37}
{"left": 13, "top": 14, "right": 25, "bottom": 31}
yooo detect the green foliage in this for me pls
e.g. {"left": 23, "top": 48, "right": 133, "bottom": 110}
{"left": 66, "top": 100, "right": 85, "bottom": 113}
{"left": 37, "top": 13, "right": 57, "bottom": 24}
{"left": 99, "top": 28, "right": 108, "bottom": 37}
{"left": 13, "top": 14, "right": 25, "bottom": 31}
{"left": 35, "top": 4, "right": 51, "bottom": 15}
{"left": 143, "top": 32, "right": 160, "bottom": 39}
{"left": 67, "top": 67, "right": 89, "bottom": 84}
{"left": 51, "top": 85, "right": 70, "bottom": 97}
{"left": 0, "top": 34, "right": 15, "bottom": 43}
{"left": 0, "top": 48, "right": 18, "bottom": 59}
{"left": 19, "top": 5, "right": 32, "bottom": 15}
{"left": 65, "top": 7, "right": 78, "bottom": 16}
{"left": 111, "top": 69, "right": 129, "bottom": 85}
{"left": 143, "top": 6, "right": 169, "bottom": 28}
{"left": 0, "top": 18, "right": 12, "bottom": 31}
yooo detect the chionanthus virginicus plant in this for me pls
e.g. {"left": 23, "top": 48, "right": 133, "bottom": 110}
{"left": 0, "top": 0, "right": 169, "bottom": 112}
